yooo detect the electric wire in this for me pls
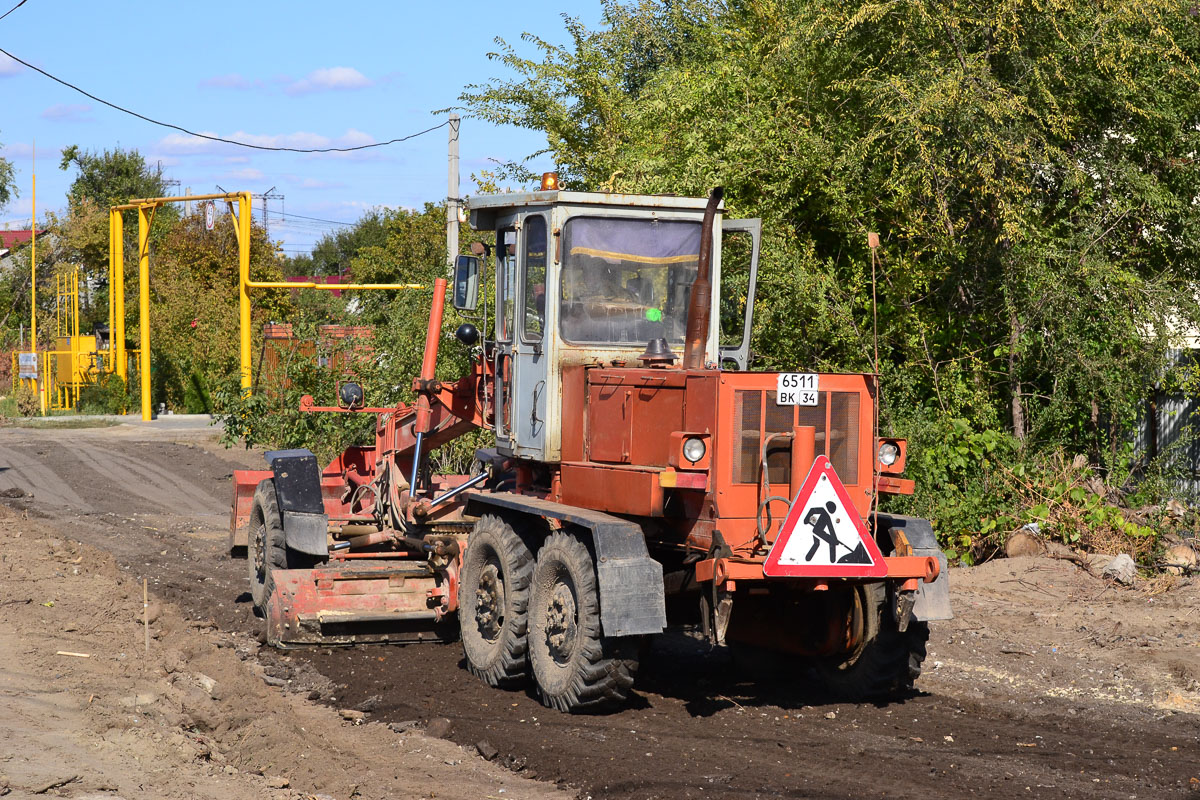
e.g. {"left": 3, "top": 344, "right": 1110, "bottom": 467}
{"left": 274, "top": 211, "right": 355, "bottom": 226}
{"left": 0, "top": 0, "right": 28, "bottom": 23}
{"left": 0, "top": 44, "right": 449, "bottom": 153}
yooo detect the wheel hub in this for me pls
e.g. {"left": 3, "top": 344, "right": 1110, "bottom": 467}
{"left": 545, "top": 583, "right": 577, "bottom": 664}
{"left": 252, "top": 524, "right": 267, "bottom": 578}
{"left": 474, "top": 564, "right": 506, "bottom": 641}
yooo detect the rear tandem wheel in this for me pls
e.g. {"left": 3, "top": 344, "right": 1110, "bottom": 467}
{"left": 528, "top": 531, "right": 639, "bottom": 713}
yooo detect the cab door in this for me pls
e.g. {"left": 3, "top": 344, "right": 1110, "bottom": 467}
{"left": 509, "top": 213, "right": 549, "bottom": 459}
{"left": 718, "top": 218, "right": 761, "bottom": 370}
{"left": 493, "top": 223, "right": 518, "bottom": 454}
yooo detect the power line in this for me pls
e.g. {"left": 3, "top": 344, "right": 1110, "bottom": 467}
{"left": 0, "top": 44, "right": 450, "bottom": 153}
{"left": 0, "top": 0, "right": 28, "bottom": 23}
{"left": 275, "top": 211, "right": 356, "bottom": 226}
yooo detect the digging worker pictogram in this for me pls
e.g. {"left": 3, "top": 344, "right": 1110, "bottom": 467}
{"left": 804, "top": 501, "right": 841, "bottom": 562}
{"left": 803, "top": 499, "right": 871, "bottom": 564}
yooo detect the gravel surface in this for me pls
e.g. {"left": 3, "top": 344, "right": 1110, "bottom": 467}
{"left": 1, "top": 421, "right": 1197, "bottom": 799}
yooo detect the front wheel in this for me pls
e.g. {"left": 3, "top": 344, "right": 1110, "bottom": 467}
{"left": 458, "top": 515, "right": 535, "bottom": 687}
{"left": 248, "top": 480, "right": 287, "bottom": 613}
{"left": 813, "top": 582, "right": 928, "bottom": 699}
{"left": 528, "top": 532, "right": 639, "bottom": 712}
{"left": 247, "top": 479, "right": 326, "bottom": 617}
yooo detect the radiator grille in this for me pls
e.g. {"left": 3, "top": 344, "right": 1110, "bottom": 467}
{"left": 829, "top": 392, "right": 860, "bottom": 485}
{"left": 732, "top": 389, "right": 862, "bottom": 486}
{"left": 735, "top": 390, "right": 762, "bottom": 485}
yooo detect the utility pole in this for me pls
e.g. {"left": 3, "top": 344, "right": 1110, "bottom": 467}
{"left": 258, "top": 187, "right": 283, "bottom": 240}
{"left": 184, "top": 187, "right": 192, "bottom": 216}
{"left": 446, "top": 114, "right": 460, "bottom": 274}
{"left": 29, "top": 142, "right": 36, "bottom": 349}
{"left": 159, "top": 161, "right": 180, "bottom": 196}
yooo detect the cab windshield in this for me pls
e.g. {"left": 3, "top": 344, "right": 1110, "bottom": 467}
{"left": 559, "top": 217, "right": 701, "bottom": 345}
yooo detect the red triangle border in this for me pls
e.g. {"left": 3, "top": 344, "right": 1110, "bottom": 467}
{"left": 762, "top": 455, "right": 888, "bottom": 578}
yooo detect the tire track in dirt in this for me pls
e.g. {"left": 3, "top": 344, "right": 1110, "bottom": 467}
{"left": 3, "top": 425, "right": 1197, "bottom": 800}
{"left": 0, "top": 444, "right": 91, "bottom": 510}
{"left": 67, "top": 441, "right": 224, "bottom": 516}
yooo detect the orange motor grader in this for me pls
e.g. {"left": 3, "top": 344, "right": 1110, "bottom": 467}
{"left": 229, "top": 184, "right": 951, "bottom": 712}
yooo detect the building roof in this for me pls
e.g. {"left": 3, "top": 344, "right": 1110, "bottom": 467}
{"left": 0, "top": 229, "right": 47, "bottom": 249}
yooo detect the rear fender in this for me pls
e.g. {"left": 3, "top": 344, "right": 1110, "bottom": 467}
{"left": 267, "top": 449, "right": 330, "bottom": 558}
{"left": 875, "top": 513, "right": 952, "bottom": 621}
{"left": 464, "top": 491, "right": 666, "bottom": 637}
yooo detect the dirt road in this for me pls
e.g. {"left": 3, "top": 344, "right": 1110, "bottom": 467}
{"left": 1, "top": 420, "right": 1197, "bottom": 799}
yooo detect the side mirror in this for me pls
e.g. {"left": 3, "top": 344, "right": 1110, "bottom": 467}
{"left": 453, "top": 254, "right": 480, "bottom": 311}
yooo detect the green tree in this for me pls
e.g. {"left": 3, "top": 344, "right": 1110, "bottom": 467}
{"left": 0, "top": 133, "right": 16, "bottom": 209}
{"left": 458, "top": 0, "right": 1200, "bottom": 547}
{"left": 461, "top": 0, "right": 1200, "bottom": 445}
{"left": 301, "top": 209, "right": 391, "bottom": 277}
{"left": 149, "top": 212, "right": 291, "bottom": 412}
{"left": 52, "top": 146, "right": 180, "bottom": 331}
{"left": 58, "top": 145, "right": 172, "bottom": 209}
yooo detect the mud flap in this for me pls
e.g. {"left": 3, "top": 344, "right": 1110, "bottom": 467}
{"left": 266, "top": 449, "right": 329, "bottom": 559}
{"left": 463, "top": 491, "right": 667, "bottom": 637}
{"left": 592, "top": 530, "right": 667, "bottom": 638}
{"left": 876, "top": 513, "right": 953, "bottom": 621}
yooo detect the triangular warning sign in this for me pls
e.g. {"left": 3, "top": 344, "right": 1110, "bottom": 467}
{"left": 763, "top": 456, "right": 888, "bottom": 578}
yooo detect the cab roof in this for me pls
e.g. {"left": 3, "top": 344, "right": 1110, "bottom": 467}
{"left": 466, "top": 190, "right": 723, "bottom": 230}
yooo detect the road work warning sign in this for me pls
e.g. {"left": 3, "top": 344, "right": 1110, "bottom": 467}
{"left": 763, "top": 455, "right": 888, "bottom": 578}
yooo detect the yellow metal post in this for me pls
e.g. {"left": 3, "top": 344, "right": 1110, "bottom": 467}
{"left": 138, "top": 205, "right": 152, "bottom": 421}
{"left": 30, "top": 143, "right": 36, "bottom": 350}
{"left": 108, "top": 210, "right": 114, "bottom": 360}
{"left": 114, "top": 210, "right": 126, "bottom": 383}
{"left": 238, "top": 192, "right": 252, "bottom": 394}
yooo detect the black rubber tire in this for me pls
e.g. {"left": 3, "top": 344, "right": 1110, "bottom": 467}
{"left": 457, "top": 515, "right": 535, "bottom": 687}
{"left": 814, "top": 582, "right": 929, "bottom": 700}
{"left": 248, "top": 479, "right": 326, "bottom": 615}
{"left": 248, "top": 479, "right": 287, "bottom": 613}
{"left": 528, "top": 532, "right": 639, "bottom": 713}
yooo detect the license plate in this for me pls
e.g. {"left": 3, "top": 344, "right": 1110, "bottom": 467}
{"left": 776, "top": 373, "right": 819, "bottom": 406}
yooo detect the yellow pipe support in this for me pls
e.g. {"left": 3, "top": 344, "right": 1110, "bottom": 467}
{"left": 108, "top": 211, "right": 114, "bottom": 350}
{"left": 112, "top": 191, "right": 247, "bottom": 210}
{"left": 39, "top": 349, "right": 47, "bottom": 416}
{"left": 244, "top": 280, "right": 427, "bottom": 290}
{"left": 239, "top": 193, "right": 252, "bottom": 394}
{"left": 29, "top": 145, "right": 36, "bottom": 352}
{"left": 114, "top": 210, "right": 126, "bottom": 383}
{"left": 138, "top": 206, "right": 152, "bottom": 421}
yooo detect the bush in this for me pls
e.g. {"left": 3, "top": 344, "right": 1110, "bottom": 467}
{"left": 78, "top": 373, "right": 129, "bottom": 415}
{"left": 15, "top": 382, "right": 39, "bottom": 416}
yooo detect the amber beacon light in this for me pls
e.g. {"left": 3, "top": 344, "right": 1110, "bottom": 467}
{"left": 540, "top": 172, "right": 561, "bottom": 191}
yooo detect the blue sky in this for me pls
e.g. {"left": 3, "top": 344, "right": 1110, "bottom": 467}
{"left": 0, "top": 1, "right": 603, "bottom": 255}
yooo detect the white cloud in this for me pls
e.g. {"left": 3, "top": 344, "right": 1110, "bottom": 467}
{"left": 199, "top": 73, "right": 260, "bottom": 90}
{"left": 156, "top": 131, "right": 227, "bottom": 155}
{"left": 226, "top": 167, "right": 265, "bottom": 181}
{"left": 299, "top": 177, "right": 344, "bottom": 190}
{"left": 155, "top": 129, "right": 382, "bottom": 158}
{"left": 1, "top": 142, "right": 33, "bottom": 158}
{"left": 285, "top": 66, "right": 372, "bottom": 95}
{"left": 41, "top": 103, "right": 94, "bottom": 122}
{"left": 0, "top": 53, "right": 22, "bottom": 77}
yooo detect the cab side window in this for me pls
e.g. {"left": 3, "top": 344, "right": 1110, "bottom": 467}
{"left": 522, "top": 215, "right": 547, "bottom": 342}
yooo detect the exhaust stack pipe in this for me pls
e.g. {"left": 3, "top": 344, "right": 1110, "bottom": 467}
{"left": 682, "top": 187, "right": 723, "bottom": 370}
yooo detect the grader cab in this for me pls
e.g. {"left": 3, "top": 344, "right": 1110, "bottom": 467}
{"left": 229, "top": 184, "right": 951, "bottom": 712}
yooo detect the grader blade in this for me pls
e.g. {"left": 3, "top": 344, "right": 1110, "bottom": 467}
{"left": 265, "top": 562, "right": 452, "bottom": 647}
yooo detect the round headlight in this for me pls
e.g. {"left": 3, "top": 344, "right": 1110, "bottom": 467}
{"left": 683, "top": 437, "right": 707, "bottom": 463}
{"left": 339, "top": 381, "right": 365, "bottom": 409}
{"left": 878, "top": 441, "right": 900, "bottom": 466}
